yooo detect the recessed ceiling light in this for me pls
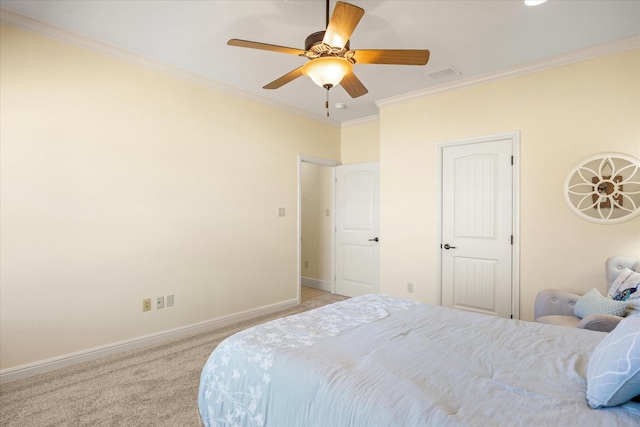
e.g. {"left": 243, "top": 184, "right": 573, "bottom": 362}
{"left": 525, "top": 0, "right": 548, "bottom": 6}
{"left": 335, "top": 103, "right": 346, "bottom": 109}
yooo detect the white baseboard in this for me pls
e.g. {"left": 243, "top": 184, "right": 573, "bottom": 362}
{"left": 301, "top": 277, "right": 332, "bottom": 292}
{"left": 0, "top": 298, "right": 298, "bottom": 384}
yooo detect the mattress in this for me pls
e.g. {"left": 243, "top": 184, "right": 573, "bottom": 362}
{"left": 198, "top": 294, "right": 640, "bottom": 426}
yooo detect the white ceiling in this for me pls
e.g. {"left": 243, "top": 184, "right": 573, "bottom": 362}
{"left": 1, "top": 0, "right": 639, "bottom": 125}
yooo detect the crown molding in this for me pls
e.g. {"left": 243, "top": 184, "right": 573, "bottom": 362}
{"left": 376, "top": 35, "right": 640, "bottom": 109}
{"left": 0, "top": 8, "right": 341, "bottom": 128}
{"left": 341, "top": 113, "right": 380, "bottom": 128}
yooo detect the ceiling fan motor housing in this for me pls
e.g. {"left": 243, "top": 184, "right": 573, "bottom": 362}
{"left": 305, "top": 31, "right": 350, "bottom": 57}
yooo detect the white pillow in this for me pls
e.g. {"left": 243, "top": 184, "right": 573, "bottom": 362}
{"left": 586, "top": 315, "right": 640, "bottom": 408}
{"left": 574, "top": 288, "right": 629, "bottom": 319}
{"left": 609, "top": 268, "right": 640, "bottom": 314}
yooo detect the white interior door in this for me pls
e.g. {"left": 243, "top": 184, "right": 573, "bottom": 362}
{"left": 441, "top": 137, "right": 515, "bottom": 318}
{"left": 335, "top": 163, "right": 380, "bottom": 297}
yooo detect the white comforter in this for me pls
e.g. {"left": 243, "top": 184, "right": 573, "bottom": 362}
{"left": 198, "top": 294, "right": 640, "bottom": 426}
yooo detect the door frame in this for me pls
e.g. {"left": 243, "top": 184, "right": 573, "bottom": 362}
{"left": 435, "top": 132, "right": 521, "bottom": 319}
{"left": 297, "top": 155, "right": 341, "bottom": 304}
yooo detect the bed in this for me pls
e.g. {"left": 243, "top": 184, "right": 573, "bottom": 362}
{"left": 198, "top": 294, "right": 640, "bottom": 426}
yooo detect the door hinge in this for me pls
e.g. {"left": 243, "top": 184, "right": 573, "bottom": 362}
{"left": 510, "top": 314, "right": 513, "bottom": 319}
{"left": 510, "top": 235, "right": 513, "bottom": 245}
{"left": 510, "top": 155, "right": 514, "bottom": 165}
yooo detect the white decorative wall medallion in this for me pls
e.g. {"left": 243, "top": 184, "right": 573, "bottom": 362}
{"left": 564, "top": 153, "right": 640, "bottom": 224}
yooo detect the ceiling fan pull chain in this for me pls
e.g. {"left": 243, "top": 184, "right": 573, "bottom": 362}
{"left": 326, "top": 88, "right": 330, "bottom": 117}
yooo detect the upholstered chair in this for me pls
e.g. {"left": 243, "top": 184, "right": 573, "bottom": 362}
{"left": 534, "top": 256, "right": 640, "bottom": 332}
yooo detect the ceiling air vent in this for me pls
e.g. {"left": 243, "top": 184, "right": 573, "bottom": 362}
{"left": 425, "top": 66, "right": 462, "bottom": 81}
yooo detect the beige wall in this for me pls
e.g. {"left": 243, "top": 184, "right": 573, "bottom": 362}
{"left": 2, "top": 22, "right": 639, "bottom": 371}
{"left": 341, "top": 120, "right": 380, "bottom": 164}
{"left": 0, "top": 25, "right": 340, "bottom": 369}
{"left": 379, "top": 49, "right": 640, "bottom": 320}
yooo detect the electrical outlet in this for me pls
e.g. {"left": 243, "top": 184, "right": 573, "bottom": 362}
{"left": 407, "top": 282, "right": 414, "bottom": 293}
{"left": 157, "top": 296, "right": 165, "bottom": 309}
{"left": 142, "top": 298, "right": 151, "bottom": 312}
{"left": 304, "top": 261, "right": 309, "bottom": 268}
{"left": 166, "top": 294, "right": 174, "bottom": 307}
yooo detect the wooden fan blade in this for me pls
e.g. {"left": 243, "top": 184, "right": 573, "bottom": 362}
{"left": 263, "top": 66, "right": 304, "bottom": 89}
{"left": 322, "top": 2, "right": 364, "bottom": 49}
{"left": 340, "top": 72, "right": 368, "bottom": 98}
{"left": 228, "top": 39, "right": 305, "bottom": 56}
{"left": 353, "top": 49, "right": 430, "bottom": 65}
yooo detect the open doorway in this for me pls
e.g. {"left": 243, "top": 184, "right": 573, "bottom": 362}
{"left": 297, "top": 156, "right": 340, "bottom": 303}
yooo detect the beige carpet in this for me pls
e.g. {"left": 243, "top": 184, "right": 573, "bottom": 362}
{"left": 0, "top": 293, "right": 347, "bottom": 426}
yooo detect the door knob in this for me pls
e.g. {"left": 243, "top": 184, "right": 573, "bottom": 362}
{"left": 368, "top": 237, "right": 379, "bottom": 242}
{"left": 443, "top": 243, "right": 456, "bottom": 250}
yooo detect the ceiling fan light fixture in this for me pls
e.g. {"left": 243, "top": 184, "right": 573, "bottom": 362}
{"left": 302, "top": 56, "right": 353, "bottom": 89}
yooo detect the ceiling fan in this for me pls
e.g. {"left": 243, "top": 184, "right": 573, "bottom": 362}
{"left": 227, "top": 0, "right": 430, "bottom": 106}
